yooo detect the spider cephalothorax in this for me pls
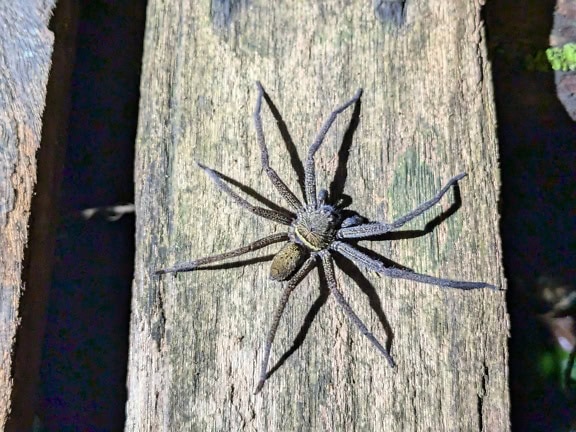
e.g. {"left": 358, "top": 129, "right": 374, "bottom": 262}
{"left": 292, "top": 202, "right": 342, "bottom": 250}
{"left": 156, "top": 82, "right": 498, "bottom": 394}
{"left": 271, "top": 198, "right": 345, "bottom": 281}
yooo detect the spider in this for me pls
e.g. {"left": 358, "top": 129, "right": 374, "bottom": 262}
{"left": 155, "top": 82, "right": 498, "bottom": 394}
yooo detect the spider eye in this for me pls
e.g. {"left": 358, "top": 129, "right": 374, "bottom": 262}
{"left": 319, "top": 205, "right": 333, "bottom": 216}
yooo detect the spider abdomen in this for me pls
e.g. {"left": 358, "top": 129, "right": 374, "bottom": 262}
{"left": 269, "top": 242, "right": 307, "bottom": 281}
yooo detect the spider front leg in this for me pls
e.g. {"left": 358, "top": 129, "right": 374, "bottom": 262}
{"left": 254, "top": 82, "right": 302, "bottom": 211}
{"left": 305, "top": 89, "right": 363, "bottom": 208}
{"left": 319, "top": 251, "right": 396, "bottom": 367}
{"left": 155, "top": 232, "right": 288, "bottom": 275}
{"left": 337, "top": 173, "right": 466, "bottom": 239}
{"left": 331, "top": 241, "right": 498, "bottom": 290}
{"left": 196, "top": 162, "right": 294, "bottom": 225}
{"left": 255, "top": 255, "right": 317, "bottom": 394}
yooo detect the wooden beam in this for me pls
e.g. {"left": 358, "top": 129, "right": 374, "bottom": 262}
{"left": 0, "top": 1, "right": 76, "bottom": 429}
{"left": 128, "top": 1, "right": 509, "bottom": 430}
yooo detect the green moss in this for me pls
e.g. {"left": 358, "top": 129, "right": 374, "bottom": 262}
{"left": 546, "top": 43, "right": 576, "bottom": 71}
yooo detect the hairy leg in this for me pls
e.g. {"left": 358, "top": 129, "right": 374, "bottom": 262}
{"left": 319, "top": 251, "right": 395, "bottom": 366}
{"left": 331, "top": 241, "right": 498, "bottom": 290}
{"left": 197, "top": 162, "right": 294, "bottom": 225}
{"left": 255, "top": 254, "right": 317, "bottom": 394}
{"left": 337, "top": 173, "right": 466, "bottom": 239}
{"left": 254, "top": 82, "right": 302, "bottom": 210}
{"left": 155, "top": 232, "right": 288, "bottom": 275}
{"left": 304, "top": 89, "right": 363, "bottom": 208}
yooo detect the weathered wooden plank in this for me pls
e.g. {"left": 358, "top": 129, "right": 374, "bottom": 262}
{"left": 0, "top": 1, "right": 58, "bottom": 429}
{"left": 128, "top": 1, "right": 509, "bottom": 430}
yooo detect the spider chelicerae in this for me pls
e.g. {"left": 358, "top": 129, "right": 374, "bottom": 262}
{"left": 156, "top": 82, "right": 498, "bottom": 394}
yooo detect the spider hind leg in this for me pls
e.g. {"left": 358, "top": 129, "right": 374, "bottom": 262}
{"left": 155, "top": 233, "right": 288, "bottom": 275}
{"left": 320, "top": 251, "right": 396, "bottom": 367}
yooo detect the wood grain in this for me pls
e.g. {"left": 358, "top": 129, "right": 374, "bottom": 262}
{"left": 0, "top": 1, "right": 57, "bottom": 429}
{"left": 128, "top": 1, "right": 509, "bottom": 430}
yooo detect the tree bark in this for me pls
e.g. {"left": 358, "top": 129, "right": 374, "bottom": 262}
{"left": 128, "top": 1, "right": 509, "bottom": 430}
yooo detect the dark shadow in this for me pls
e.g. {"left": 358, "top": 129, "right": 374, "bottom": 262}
{"left": 264, "top": 249, "right": 399, "bottom": 383}
{"left": 333, "top": 254, "right": 395, "bottom": 354}
{"left": 264, "top": 264, "right": 331, "bottom": 381}
{"left": 8, "top": 1, "right": 78, "bottom": 430}
{"left": 373, "top": 0, "right": 406, "bottom": 26}
{"left": 192, "top": 254, "right": 275, "bottom": 271}
{"left": 38, "top": 2, "right": 147, "bottom": 431}
{"left": 360, "top": 182, "right": 463, "bottom": 242}
{"left": 259, "top": 87, "right": 363, "bottom": 203}
{"left": 345, "top": 243, "right": 414, "bottom": 273}
{"left": 336, "top": 194, "right": 353, "bottom": 210}
{"left": 260, "top": 88, "right": 307, "bottom": 198}
{"left": 200, "top": 168, "right": 295, "bottom": 218}
{"left": 328, "top": 94, "right": 362, "bottom": 203}
{"left": 483, "top": 0, "right": 576, "bottom": 429}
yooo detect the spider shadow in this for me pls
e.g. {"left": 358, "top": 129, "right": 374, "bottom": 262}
{"left": 212, "top": 88, "right": 362, "bottom": 223}
{"left": 188, "top": 86, "right": 360, "bottom": 217}
{"left": 259, "top": 86, "right": 362, "bottom": 204}
{"left": 333, "top": 254, "right": 395, "bottom": 350}
{"left": 191, "top": 255, "right": 275, "bottom": 271}
{"left": 259, "top": 91, "right": 366, "bottom": 381}
{"left": 260, "top": 89, "right": 307, "bottom": 198}
{"left": 263, "top": 253, "right": 399, "bottom": 384}
{"left": 328, "top": 88, "right": 362, "bottom": 203}
{"left": 188, "top": 169, "right": 295, "bottom": 218}
{"left": 364, "top": 181, "right": 464, "bottom": 242}
{"left": 264, "top": 260, "right": 330, "bottom": 380}
{"left": 263, "top": 180, "right": 464, "bottom": 381}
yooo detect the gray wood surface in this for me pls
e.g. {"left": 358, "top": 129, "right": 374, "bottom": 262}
{"left": 0, "top": 1, "right": 57, "bottom": 429}
{"left": 128, "top": 1, "right": 509, "bottom": 430}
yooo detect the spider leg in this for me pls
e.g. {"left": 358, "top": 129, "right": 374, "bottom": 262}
{"left": 319, "top": 251, "right": 396, "bottom": 367}
{"left": 254, "top": 82, "right": 302, "bottom": 210}
{"left": 337, "top": 173, "right": 467, "bottom": 239}
{"left": 155, "top": 232, "right": 288, "bottom": 275}
{"left": 331, "top": 241, "right": 499, "bottom": 290}
{"left": 197, "top": 162, "right": 294, "bottom": 225}
{"left": 304, "top": 88, "right": 363, "bottom": 208}
{"left": 254, "top": 254, "right": 317, "bottom": 394}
